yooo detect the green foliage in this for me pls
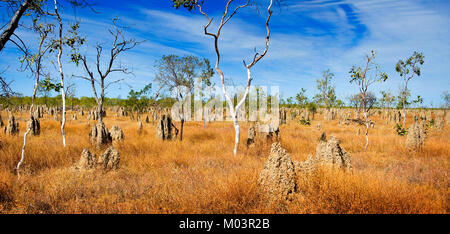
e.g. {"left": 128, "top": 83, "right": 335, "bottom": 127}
{"left": 396, "top": 88, "right": 411, "bottom": 109}
{"left": 395, "top": 123, "right": 407, "bottom": 136}
{"left": 295, "top": 88, "right": 308, "bottom": 108}
{"left": 442, "top": 91, "right": 450, "bottom": 109}
{"left": 395, "top": 51, "right": 424, "bottom": 110}
{"left": 39, "top": 76, "right": 62, "bottom": 92}
{"left": 306, "top": 101, "right": 318, "bottom": 114}
{"left": 0, "top": 94, "right": 179, "bottom": 109}
{"left": 171, "top": 0, "right": 202, "bottom": 11}
{"left": 427, "top": 119, "right": 435, "bottom": 128}
{"left": 349, "top": 50, "right": 387, "bottom": 114}
{"left": 286, "top": 97, "right": 294, "bottom": 105}
{"left": 412, "top": 95, "right": 423, "bottom": 108}
{"left": 335, "top": 99, "right": 344, "bottom": 108}
{"left": 395, "top": 51, "right": 424, "bottom": 78}
{"left": 125, "top": 83, "right": 153, "bottom": 113}
{"left": 350, "top": 51, "right": 388, "bottom": 84}
{"left": 380, "top": 90, "right": 396, "bottom": 109}
{"left": 64, "top": 22, "right": 86, "bottom": 66}
{"left": 314, "top": 69, "right": 337, "bottom": 108}
{"left": 299, "top": 117, "right": 310, "bottom": 126}
{"left": 154, "top": 55, "right": 214, "bottom": 98}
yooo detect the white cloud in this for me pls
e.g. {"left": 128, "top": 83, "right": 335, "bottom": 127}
{"left": 1, "top": 0, "right": 449, "bottom": 106}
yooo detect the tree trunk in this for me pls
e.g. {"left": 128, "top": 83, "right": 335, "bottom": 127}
{"left": 363, "top": 111, "right": 369, "bottom": 150}
{"left": 18, "top": 57, "right": 40, "bottom": 176}
{"left": 232, "top": 116, "right": 240, "bottom": 155}
{"left": 180, "top": 98, "right": 185, "bottom": 141}
{"left": 364, "top": 122, "right": 369, "bottom": 151}
{"left": 180, "top": 118, "right": 184, "bottom": 141}
{"left": 403, "top": 105, "right": 406, "bottom": 127}
{"left": 223, "top": 69, "right": 252, "bottom": 156}
{"left": 98, "top": 100, "right": 103, "bottom": 124}
{"left": 402, "top": 82, "right": 408, "bottom": 127}
{"left": 0, "top": 0, "right": 30, "bottom": 52}
{"left": 55, "top": 0, "right": 66, "bottom": 147}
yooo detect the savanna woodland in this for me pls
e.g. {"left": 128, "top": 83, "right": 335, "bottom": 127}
{"left": 0, "top": 0, "right": 448, "bottom": 214}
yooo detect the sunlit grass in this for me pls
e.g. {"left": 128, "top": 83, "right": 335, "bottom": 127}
{"left": 0, "top": 110, "right": 448, "bottom": 213}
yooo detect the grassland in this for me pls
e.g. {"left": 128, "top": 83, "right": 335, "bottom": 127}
{"left": 0, "top": 110, "right": 448, "bottom": 214}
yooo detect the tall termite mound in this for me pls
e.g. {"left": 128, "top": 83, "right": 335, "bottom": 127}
{"left": 405, "top": 122, "right": 427, "bottom": 150}
{"left": 294, "top": 132, "right": 352, "bottom": 174}
{"left": 4, "top": 114, "right": 19, "bottom": 136}
{"left": 89, "top": 122, "right": 112, "bottom": 147}
{"left": 27, "top": 115, "right": 40, "bottom": 136}
{"left": 258, "top": 133, "right": 352, "bottom": 203}
{"left": 156, "top": 114, "right": 178, "bottom": 140}
{"left": 257, "top": 142, "right": 297, "bottom": 203}
{"left": 109, "top": 125, "right": 124, "bottom": 142}
{"left": 74, "top": 146, "right": 120, "bottom": 171}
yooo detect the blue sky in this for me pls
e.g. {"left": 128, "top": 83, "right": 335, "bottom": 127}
{"left": 1, "top": 0, "right": 449, "bottom": 107}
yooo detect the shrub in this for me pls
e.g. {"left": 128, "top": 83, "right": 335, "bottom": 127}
{"left": 395, "top": 123, "right": 407, "bottom": 136}
{"left": 300, "top": 117, "right": 311, "bottom": 126}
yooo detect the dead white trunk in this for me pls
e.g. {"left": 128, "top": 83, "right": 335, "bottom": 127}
{"left": 55, "top": 0, "right": 66, "bottom": 147}
{"left": 18, "top": 66, "right": 39, "bottom": 176}
{"left": 222, "top": 68, "right": 252, "bottom": 155}
{"left": 195, "top": 0, "right": 273, "bottom": 155}
{"left": 17, "top": 23, "right": 48, "bottom": 176}
{"left": 18, "top": 127, "right": 31, "bottom": 176}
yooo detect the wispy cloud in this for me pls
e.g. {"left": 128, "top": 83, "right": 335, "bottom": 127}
{"left": 0, "top": 0, "right": 449, "bottom": 106}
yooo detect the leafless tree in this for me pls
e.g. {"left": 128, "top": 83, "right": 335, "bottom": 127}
{"left": 191, "top": 0, "right": 276, "bottom": 155}
{"left": 74, "top": 18, "right": 142, "bottom": 124}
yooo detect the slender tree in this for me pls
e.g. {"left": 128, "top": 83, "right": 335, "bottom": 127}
{"left": 395, "top": 51, "right": 424, "bottom": 126}
{"left": 380, "top": 90, "right": 396, "bottom": 110}
{"left": 17, "top": 22, "right": 55, "bottom": 176}
{"left": 174, "top": 0, "right": 278, "bottom": 155}
{"left": 349, "top": 50, "right": 388, "bottom": 150}
{"left": 295, "top": 88, "right": 308, "bottom": 108}
{"left": 314, "top": 69, "right": 336, "bottom": 109}
{"left": 442, "top": 91, "right": 450, "bottom": 110}
{"left": 53, "top": 0, "right": 68, "bottom": 146}
{"left": 74, "top": 18, "right": 141, "bottom": 125}
{"left": 154, "top": 55, "right": 213, "bottom": 141}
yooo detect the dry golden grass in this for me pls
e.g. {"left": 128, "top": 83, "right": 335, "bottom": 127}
{"left": 0, "top": 110, "right": 448, "bottom": 214}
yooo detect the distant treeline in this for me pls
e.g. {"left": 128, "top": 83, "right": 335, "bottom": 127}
{"left": 1, "top": 95, "right": 443, "bottom": 112}
{"left": 0, "top": 96, "right": 176, "bottom": 110}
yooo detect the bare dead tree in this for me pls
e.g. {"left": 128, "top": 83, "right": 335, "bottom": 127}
{"left": 191, "top": 0, "right": 275, "bottom": 155}
{"left": 74, "top": 17, "right": 142, "bottom": 124}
